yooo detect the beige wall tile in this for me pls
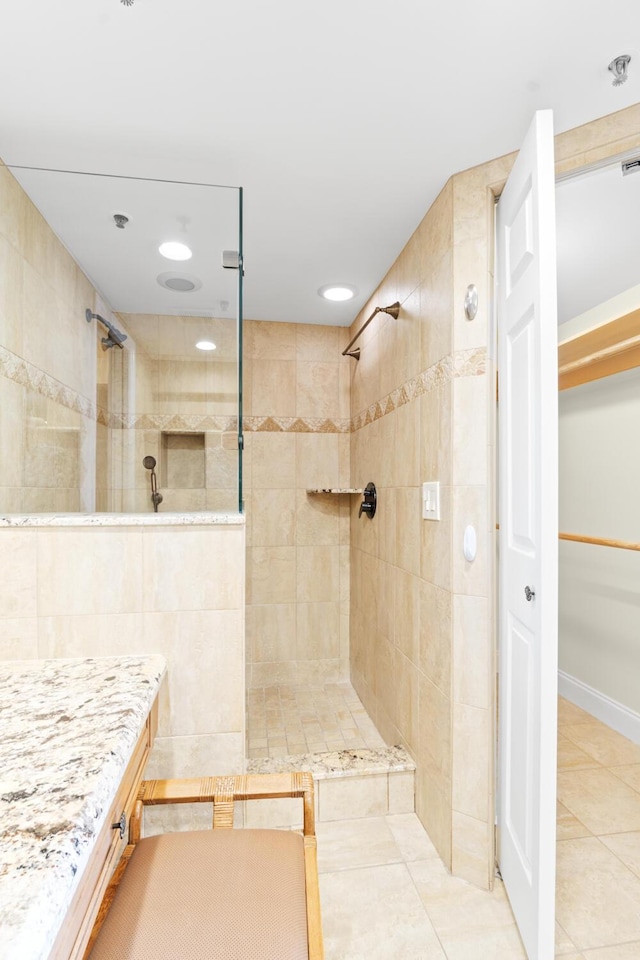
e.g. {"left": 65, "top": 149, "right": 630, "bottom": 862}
{"left": 295, "top": 490, "right": 340, "bottom": 546}
{"left": 452, "top": 702, "right": 490, "bottom": 822}
{"left": 246, "top": 602, "right": 296, "bottom": 663}
{"left": 141, "top": 609, "right": 243, "bottom": 738}
{"left": 37, "top": 612, "right": 145, "bottom": 659}
{"left": 0, "top": 529, "right": 37, "bottom": 618}
{"left": 451, "top": 810, "right": 492, "bottom": 890}
{"left": 0, "top": 617, "right": 38, "bottom": 659}
{"left": 393, "top": 399, "right": 420, "bottom": 488}
{"left": 419, "top": 252, "right": 453, "bottom": 371}
{"left": 452, "top": 375, "right": 488, "bottom": 486}
{"left": 245, "top": 319, "right": 296, "bottom": 360}
{"left": 250, "top": 433, "right": 296, "bottom": 489}
{"left": 420, "top": 382, "right": 452, "bottom": 487}
{"left": 394, "top": 567, "right": 421, "bottom": 665}
{"left": 452, "top": 594, "right": 491, "bottom": 709}
{"left": 394, "top": 649, "right": 419, "bottom": 754}
{"left": 142, "top": 526, "right": 244, "bottom": 612}
{"left": 296, "top": 545, "right": 339, "bottom": 603}
{"left": 318, "top": 774, "right": 388, "bottom": 822}
{"left": 249, "top": 488, "right": 295, "bottom": 546}
{"left": 247, "top": 545, "right": 296, "bottom": 605}
{"left": 295, "top": 433, "right": 340, "bottom": 490}
{"left": 420, "top": 483, "right": 452, "bottom": 590}
{"left": 296, "top": 360, "right": 340, "bottom": 419}
{"left": 395, "top": 486, "right": 421, "bottom": 576}
{"left": 296, "top": 324, "right": 342, "bottom": 361}
{"left": 388, "top": 773, "right": 415, "bottom": 814}
{"left": 297, "top": 601, "right": 340, "bottom": 660}
{"left": 420, "top": 578, "right": 452, "bottom": 696}
{"left": 0, "top": 234, "right": 24, "bottom": 355}
{"left": 251, "top": 358, "right": 296, "bottom": 416}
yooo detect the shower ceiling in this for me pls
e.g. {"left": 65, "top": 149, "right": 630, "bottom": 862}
{"left": 0, "top": 0, "right": 638, "bottom": 326}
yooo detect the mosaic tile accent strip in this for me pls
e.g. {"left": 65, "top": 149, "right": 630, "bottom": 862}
{"left": 0, "top": 346, "right": 96, "bottom": 421}
{"left": 351, "top": 346, "right": 486, "bottom": 433}
{"left": 109, "top": 413, "right": 238, "bottom": 432}
{"left": 243, "top": 415, "right": 351, "bottom": 434}
{"left": 0, "top": 345, "right": 485, "bottom": 436}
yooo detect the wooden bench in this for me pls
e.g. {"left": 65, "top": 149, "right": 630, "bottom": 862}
{"left": 86, "top": 772, "right": 324, "bottom": 960}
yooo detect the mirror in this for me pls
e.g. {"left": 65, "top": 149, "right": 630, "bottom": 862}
{"left": 0, "top": 164, "right": 243, "bottom": 514}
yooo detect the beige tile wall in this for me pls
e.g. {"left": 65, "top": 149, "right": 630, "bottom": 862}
{"left": 0, "top": 161, "right": 100, "bottom": 513}
{"left": 243, "top": 320, "right": 351, "bottom": 688}
{"left": 110, "top": 312, "right": 239, "bottom": 514}
{"left": 0, "top": 521, "right": 246, "bottom": 827}
{"left": 349, "top": 102, "right": 640, "bottom": 890}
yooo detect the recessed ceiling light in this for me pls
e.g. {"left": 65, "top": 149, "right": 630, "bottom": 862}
{"left": 159, "top": 241, "right": 192, "bottom": 261}
{"left": 318, "top": 284, "right": 357, "bottom": 302}
{"left": 196, "top": 340, "right": 217, "bottom": 351}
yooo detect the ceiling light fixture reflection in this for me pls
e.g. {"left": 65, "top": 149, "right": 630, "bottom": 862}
{"left": 159, "top": 241, "right": 192, "bottom": 261}
{"left": 195, "top": 340, "right": 217, "bottom": 351}
{"left": 318, "top": 284, "right": 357, "bottom": 301}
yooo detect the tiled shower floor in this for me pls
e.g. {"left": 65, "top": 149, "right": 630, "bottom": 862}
{"left": 247, "top": 681, "right": 385, "bottom": 759}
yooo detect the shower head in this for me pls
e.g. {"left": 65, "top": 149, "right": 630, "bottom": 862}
{"left": 86, "top": 308, "right": 128, "bottom": 350}
{"left": 143, "top": 456, "right": 157, "bottom": 470}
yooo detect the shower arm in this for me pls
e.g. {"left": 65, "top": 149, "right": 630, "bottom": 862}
{"left": 85, "top": 309, "right": 128, "bottom": 349}
{"left": 342, "top": 302, "right": 401, "bottom": 360}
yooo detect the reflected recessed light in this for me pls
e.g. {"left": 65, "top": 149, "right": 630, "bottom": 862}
{"left": 159, "top": 241, "right": 192, "bottom": 261}
{"left": 196, "top": 340, "right": 217, "bottom": 351}
{"left": 318, "top": 284, "right": 357, "bottom": 301}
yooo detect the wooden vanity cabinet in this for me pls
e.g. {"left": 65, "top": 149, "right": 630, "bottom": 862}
{"left": 48, "top": 699, "right": 158, "bottom": 960}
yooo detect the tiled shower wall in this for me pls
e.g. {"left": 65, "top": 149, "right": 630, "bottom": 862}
{"left": 243, "top": 319, "right": 352, "bottom": 688}
{"left": 349, "top": 103, "right": 640, "bottom": 890}
{"left": 348, "top": 176, "right": 496, "bottom": 888}
{"left": 0, "top": 161, "right": 99, "bottom": 513}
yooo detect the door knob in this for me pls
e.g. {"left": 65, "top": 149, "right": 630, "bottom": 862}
{"left": 524, "top": 586, "right": 535, "bottom": 602}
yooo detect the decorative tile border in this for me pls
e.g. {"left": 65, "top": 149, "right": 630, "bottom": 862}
{"left": 0, "top": 346, "right": 96, "bottom": 421}
{"left": 0, "top": 344, "right": 486, "bottom": 437}
{"left": 350, "top": 346, "right": 486, "bottom": 432}
{"left": 243, "top": 415, "right": 350, "bottom": 434}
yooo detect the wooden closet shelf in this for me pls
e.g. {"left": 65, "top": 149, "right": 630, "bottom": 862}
{"left": 559, "top": 532, "right": 640, "bottom": 552}
{"left": 558, "top": 306, "right": 640, "bottom": 390}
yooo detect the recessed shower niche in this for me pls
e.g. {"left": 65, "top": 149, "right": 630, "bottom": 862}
{"left": 0, "top": 164, "right": 243, "bottom": 515}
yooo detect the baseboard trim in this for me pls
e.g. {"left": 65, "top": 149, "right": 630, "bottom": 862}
{"left": 558, "top": 671, "right": 640, "bottom": 745}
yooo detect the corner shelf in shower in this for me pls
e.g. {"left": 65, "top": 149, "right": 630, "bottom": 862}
{"left": 305, "top": 488, "right": 363, "bottom": 495}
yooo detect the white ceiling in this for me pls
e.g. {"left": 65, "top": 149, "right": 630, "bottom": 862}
{"left": 0, "top": 0, "right": 639, "bottom": 326}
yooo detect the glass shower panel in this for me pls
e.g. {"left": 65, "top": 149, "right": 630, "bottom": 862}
{"left": 2, "top": 166, "right": 243, "bottom": 514}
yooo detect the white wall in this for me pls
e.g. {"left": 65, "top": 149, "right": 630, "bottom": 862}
{"left": 559, "top": 356, "right": 640, "bottom": 715}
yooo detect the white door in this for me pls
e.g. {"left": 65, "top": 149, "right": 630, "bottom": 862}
{"left": 497, "top": 110, "right": 559, "bottom": 960}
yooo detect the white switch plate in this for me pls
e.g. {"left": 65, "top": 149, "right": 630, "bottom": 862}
{"left": 422, "top": 481, "right": 440, "bottom": 521}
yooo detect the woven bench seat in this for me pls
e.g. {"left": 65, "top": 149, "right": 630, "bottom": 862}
{"left": 87, "top": 773, "right": 323, "bottom": 960}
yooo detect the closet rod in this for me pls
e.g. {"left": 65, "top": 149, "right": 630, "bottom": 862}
{"left": 559, "top": 532, "right": 640, "bottom": 552}
{"left": 496, "top": 526, "right": 640, "bottom": 552}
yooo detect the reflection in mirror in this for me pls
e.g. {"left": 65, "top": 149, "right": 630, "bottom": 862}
{"left": 0, "top": 164, "right": 242, "bottom": 514}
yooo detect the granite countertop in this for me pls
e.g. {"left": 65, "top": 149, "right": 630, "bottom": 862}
{"left": 0, "top": 511, "right": 244, "bottom": 527}
{"left": 0, "top": 655, "right": 166, "bottom": 960}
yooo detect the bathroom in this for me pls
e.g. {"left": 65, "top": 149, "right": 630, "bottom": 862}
{"left": 1, "top": 37, "right": 640, "bottom": 958}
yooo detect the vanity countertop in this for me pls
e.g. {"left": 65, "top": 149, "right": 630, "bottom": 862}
{"left": 0, "top": 655, "right": 166, "bottom": 960}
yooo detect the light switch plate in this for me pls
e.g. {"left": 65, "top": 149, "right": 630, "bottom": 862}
{"left": 422, "top": 481, "right": 440, "bottom": 521}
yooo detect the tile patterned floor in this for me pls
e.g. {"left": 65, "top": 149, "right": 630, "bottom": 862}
{"left": 315, "top": 698, "right": 640, "bottom": 959}
{"left": 247, "top": 681, "right": 385, "bottom": 759}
